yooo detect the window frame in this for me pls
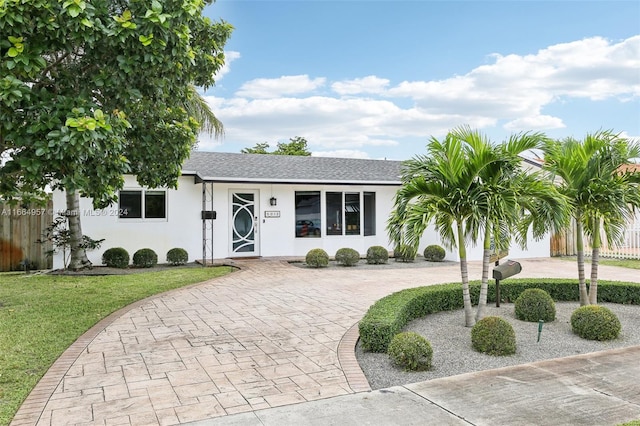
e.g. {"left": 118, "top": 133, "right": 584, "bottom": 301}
{"left": 118, "top": 189, "right": 167, "bottom": 220}
{"left": 324, "top": 190, "right": 376, "bottom": 237}
{"left": 294, "top": 191, "right": 322, "bottom": 238}
{"left": 363, "top": 191, "right": 376, "bottom": 236}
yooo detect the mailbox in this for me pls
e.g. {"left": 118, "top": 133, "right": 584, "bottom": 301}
{"left": 492, "top": 260, "right": 522, "bottom": 280}
{"left": 493, "top": 260, "right": 522, "bottom": 308}
{"left": 201, "top": 210, "right": 217, "bottom": 220}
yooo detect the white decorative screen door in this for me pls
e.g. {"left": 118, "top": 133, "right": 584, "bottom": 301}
{"left": 230, "top": 191, "right": 259, "bottom": 256}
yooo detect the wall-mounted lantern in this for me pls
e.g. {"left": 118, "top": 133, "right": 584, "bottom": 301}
{"left": 269, "top": 197, "right": 277, "bottom": 206}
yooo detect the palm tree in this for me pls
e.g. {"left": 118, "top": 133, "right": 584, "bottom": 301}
{"left": 543, "top": 131, "right": 640, "bottom": 305}
{"left": 389, "top": 126, "right": 569, "bottom": 326}
{"left": 451, "top": 128, "right": 569, "bottom": 322}
{"left": 388, "top": 129, "right": 499, "bottom": 327}
{"left": 183, "top": 85, "right": 224, "bottom": 139}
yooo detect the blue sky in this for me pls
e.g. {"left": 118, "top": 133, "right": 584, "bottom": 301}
{"left": 199, "top": 1, "right": 640, "bottom": 160}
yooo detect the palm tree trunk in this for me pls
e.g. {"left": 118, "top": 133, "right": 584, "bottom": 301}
{"left": 588, "top": 219, "right": 601, "bottom": 305}
{"left": 458, "top": 222, "right": 475, "bottom": 327}
{"left": 475, "top": 226, "right": 491, "bottom": 322}
{"left": 575, "top": 217, "right": 589, "bottom": 305}
{"left": 65, "top": 189, "right": 92, "bottom": 271}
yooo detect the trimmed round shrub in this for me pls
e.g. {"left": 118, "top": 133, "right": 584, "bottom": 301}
{"left": 387, "top": 331, "right": 433, "bottom": 371}
{"left": 132, "top": 248, "right": 158, "bottom": 268}
{"left": 366, "top": 245, "right": 389, "bottom": 264}
{"left": 335, "top": 248, "right": 360, "bottom": 266}
{"left": 102, "top": 247, "right": 130, "bottom": 269}
{"left": 306, "top": 248, "right": 329, "bottom": 268}
{"left": 166, "top": 248, "right": 189, "bottom": 266}
{"left": 423, "top": 245, "right": 446, "bottom": 262}
{"left": 571, "top": 305, "right": 621, "bottom": 341}
{"left": 394, "top": 244, "right": 417, "bottom": 262}
{"left": 514, "top": 288, "right": 556, "bottom": 322}
{"left": 471, "top": 316, "right": 516, "bottom": 356}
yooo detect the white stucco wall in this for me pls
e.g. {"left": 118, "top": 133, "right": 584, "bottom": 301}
{"left": 52, "top": 175, "right": 202, "bottom": 268}
{"left": 51, "top": 175, "right": 550, "bottom": 269}
{"left": 207, "top": 183, "right": 399, "bottom": 259}
{"left": 417, "top": 224, "right": 550, "bottom": 262}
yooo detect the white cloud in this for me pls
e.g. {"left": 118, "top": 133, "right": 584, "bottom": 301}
{"left": 619, "top": 131, "right": 640, "bottom": 144}
{"left": 312, "top": 150, "right": 372, "bottom": 159}
{"left": 504, "top": 115, "right": 566, "bottom": 132}
{"left": 203, "top": 36, "right": 639, "bottom": 156}
{"left": 388, "top": 36, "right": 639, "bottom": 127}
{"left": 331, "top": 76, "right": 390, "bottom": 95}
{"left": 213, "top": 51, "right": 240, "bottom": 82}
{"left": 236, "top": 75, "right": 326, "bottom": 99}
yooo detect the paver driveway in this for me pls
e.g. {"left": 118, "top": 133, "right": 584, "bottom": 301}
{"left": 12, "top": 258, "right": 640, "bottom": 425}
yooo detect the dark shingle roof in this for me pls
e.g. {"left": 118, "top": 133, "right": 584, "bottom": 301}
{"left": 181, "top": 151, "right": 403, "bottom": 185}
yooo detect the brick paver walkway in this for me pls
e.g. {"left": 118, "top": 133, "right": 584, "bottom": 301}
{"left": 11, "top": 258, "right": 640, "bottom": 425}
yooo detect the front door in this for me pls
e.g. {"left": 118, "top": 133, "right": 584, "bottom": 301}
{"left": 230, "top": 191, "right": 259, "bottom": 257}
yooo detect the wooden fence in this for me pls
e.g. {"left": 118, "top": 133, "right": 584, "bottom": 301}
{"left": 550, "top": 214, "right": 640, "bottom": 260}
{"left": 0, "top": 201, "right": 53, "bottom": 271}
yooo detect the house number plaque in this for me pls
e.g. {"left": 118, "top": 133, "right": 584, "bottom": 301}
{"left": 264, "top": 211, "right": 280, "bottom": 218}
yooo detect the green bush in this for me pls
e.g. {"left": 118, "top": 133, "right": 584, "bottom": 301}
{"left": 423, "top": 245, "right": 445, "bottom": 262}
{"left": 132, "top": 248, "right": 158, "bottom": 268}
{"left": 359, "top": 284, "right": 463, "bottom": 352}
{"left": 306, "top": 248, "right": 329, "bottom": 268}
{"left": 335, "top": 248, "right": 360, "bottom": 266}
{"left": 387, "top": 332, "right": 433, "bottom": 371}
{"left": 102, "top": 247, "right": 130, "bottom": 269}
{"left": 571, "top": 305, "right": 621, "bottom": 341}
{"left": 359, "top": 278, "right": 640, "bottom": 353}
{"left": 394, "top": 244, "right": 417, "bottom": 263}
{"left": 471, "top": 316, "right": 516, "bottom": 356}
{"left": 514, "top": 288, "right": 556, "bottom": 322}
{"left": 166, "top": 248, "right": 189, "bottom": 266}
{"left": 366, "top": 245, "right": 389, "bottom": 264}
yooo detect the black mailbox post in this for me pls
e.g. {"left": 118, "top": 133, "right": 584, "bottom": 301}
{"left": 492, "top": 260, "right": 522, "bottom": 307}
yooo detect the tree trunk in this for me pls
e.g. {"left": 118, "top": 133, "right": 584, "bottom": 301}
{"left": 475, "top": 226, "right": 491, "bottom": 322}
{"left": 588, "top": 219, "right": 601, "bottom": 305}
{"left": 65, "top": 189, "right": 92, "bottom": 270}
{"left": 458, "top": 222, "right": 475, "bottom": 327}
{"left": 575, "top": 218, "right": 589, "bottom": 305}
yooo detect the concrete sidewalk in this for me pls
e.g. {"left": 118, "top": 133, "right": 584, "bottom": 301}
{"left": 11, "top": 258, "right": 640, "bottom": 425}
{"left": 187, "top": 345, "right": 640, "bottom": 426}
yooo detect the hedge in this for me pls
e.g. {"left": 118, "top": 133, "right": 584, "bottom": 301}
{"left": 358, "top": 278, "right": 640, "bottom": 353}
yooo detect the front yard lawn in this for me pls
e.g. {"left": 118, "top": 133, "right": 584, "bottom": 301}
{"left": 559, "top": 256, "right": 640, "bottom": 269}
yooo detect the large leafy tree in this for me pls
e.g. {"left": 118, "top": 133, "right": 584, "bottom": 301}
{"left": 0, "top": 0, "right": 232, "bottom": 269}
{"left": 388, "top": 127, "right": 567, "bottom": 326}
{"left": 543, "top": 131, "right": 640, "bottom": 305}
{"left": 241, "top": 136, "right": 312, "bottom": 155}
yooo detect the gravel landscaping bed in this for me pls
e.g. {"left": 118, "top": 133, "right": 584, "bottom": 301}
{"left": 356, "top": 302, "right": 640, "bottom": 390}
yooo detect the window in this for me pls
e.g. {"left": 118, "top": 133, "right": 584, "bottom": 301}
{"left": 144, "top": 191, "right": 166, "bottom": 218}
{"left": 326, "top": 192, "right": 362, "bottom": 236}
{"left": 119, "top": 191, "right": 142, "bottom": 218}
{"left": 119, "top": 190, "right": 166, "bottom": 219}
{"left": 295, "top": 191, "right": 321, "bottom": 237}
{"left": 344, "top": 193, "right": 360, "bottom": 235}
{"left": 326, "top": 192, "right": 342, "bottom": 235}
{"left": 364, "top": 192, "right": 376, "bottom": 236}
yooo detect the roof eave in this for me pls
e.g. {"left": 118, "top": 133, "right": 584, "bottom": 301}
{"left": 192, "top": 176, "right": 401, "bottom": 186}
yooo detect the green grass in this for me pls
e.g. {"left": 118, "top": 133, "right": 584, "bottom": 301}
{"left": 0, "top": 266, "right": 234, "bottom": 426}
{"left": 599, "top": 258, "right": 640, "bottom": 269}
{"left": 619, "top": 421, "right": 640, "bottom": 426}
{"left": 557, "top": 256, "right": 640, "bottom": 269}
